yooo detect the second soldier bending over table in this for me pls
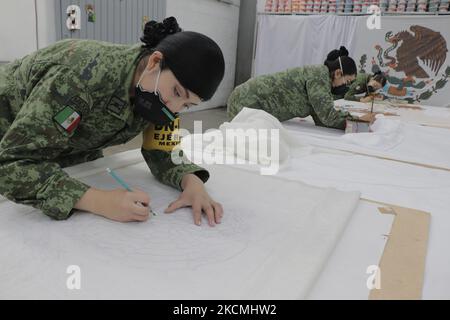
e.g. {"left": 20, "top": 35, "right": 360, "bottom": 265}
{"left": 344, "top": 71, "right": 387, "bottom": 102}
{"left": 227, "top": 47, "right": 375, "bottom": 130}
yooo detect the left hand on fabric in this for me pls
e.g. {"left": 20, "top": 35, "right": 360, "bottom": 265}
{"left": 358, "top": 112, "right": 378, "bottom": 124}
{"left": 164, "top": 174, "right": 224, "bottom": 227}
{"left": 359, "top": 96, "right": 374, "bottom": 103}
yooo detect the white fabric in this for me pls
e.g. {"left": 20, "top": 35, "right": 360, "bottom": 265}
{"left": 283, "top": 118, "right": 450, "bottom": 170}
{"left": 182, "top": 126, "right": 450, "bottom": 299}
{"left": 342, "top": 116, "right": 405, "bottom": 151}
{"left": 255, "top": 15, "right": 450, "bottom": 107}
{"left": 0, "top": 158, "right": 359, "bottom": 299}
{"left": 334, "top": 99, "right": 450, "bottom": 129}
{"left": 217, "top": 107, "right": 313, "bottom": 165}
{"left": 263, "top": 154, "right": 450, "bottom": 300}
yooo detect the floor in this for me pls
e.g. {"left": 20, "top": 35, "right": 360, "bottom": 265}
{"left": 103, "top": 106, "right": 229, "bottom": 156}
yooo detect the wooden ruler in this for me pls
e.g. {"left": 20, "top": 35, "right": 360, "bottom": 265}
{"left": 364, "top": 203, "right": 431, "bottom": 300}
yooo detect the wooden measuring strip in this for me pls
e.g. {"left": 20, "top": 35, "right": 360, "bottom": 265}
{"left": 361, "top": 198, "right": 431, "bottom": 300}
{"left": 315, "top": 145, "right": 450, "bottom": 172}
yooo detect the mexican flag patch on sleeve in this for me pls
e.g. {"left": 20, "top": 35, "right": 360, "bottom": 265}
{"left": 53, "top": 106, "right": 81, "bottom": 134}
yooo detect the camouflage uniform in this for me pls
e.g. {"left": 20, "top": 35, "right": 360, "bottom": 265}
{"left": 0, "top": 39, "right": 208, "bottom": 220}
{"left": 344, "top": 73, "right": 371, "bottom": 101}
{"left": 227, "top": 65, "right": 353, "bottom": 129}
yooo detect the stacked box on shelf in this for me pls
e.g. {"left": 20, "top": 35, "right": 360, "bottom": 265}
{"left": 405, "top": 0, "right": 417, "bottom": 12}
{"left": 344, "top": 0, "right": 353, "bottom": 12}
{"left": 428, "top": 0, "right": 440, "bottom": 12}
{"left": 329, "top": 0, "right": 337, "bottom": 12}
{"left": 291, "top": 0, "right": 299, "bottom": 11}
{"left": 299, "top": 0, "right": 307, "bottom": 12}
{"left": 272, "top": 0, "right": 278, "bottom": 12}
{"left": 362, "top": 0, "right": 370, "bottom": 13}
{"left": 284, "top": 0, "right": 293, "bottom": 12}
{"left": 397, "top": 0, "right": 407, "bottom": 11}
{"left": 417, "top": 0, "right": 427, "bottom": 11}
{"left": 379, "top": 0, "right": 389, "bottom": 12}
{"left": 354, "top": 0, "right": 363, "bottom": 12}
{"left": 336, "top": 0, "right": 345, "bottom": 12}
{"left": 264, "top": 0, "right": 448, "bottom": 14}
{"left": 265, "top": 0, "right": 274, "bottom": 12}
{"left": 313, "top": 0, "right": 322, "bottom": 13}
{"left": 306, "top": 0, "right": 314, "bottom": 12}
{"left": 388, "top": 0, "right": 398, "bottom": 11}
{"left": 321, "top": 0, "right": 329, "bottom": 12}
{"left": 275, "top": 0, "right": 281, "bottom": 12}
{"left": 440, "top": 0, "right": 449, "bottom": 11}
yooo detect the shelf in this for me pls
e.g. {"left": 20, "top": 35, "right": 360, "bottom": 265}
{"left": 258, "top": 11, "right": 450, "bottom": 16}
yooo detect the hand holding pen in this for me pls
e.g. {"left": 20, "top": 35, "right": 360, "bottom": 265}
{"left": 107, "top": 168, "right": 158, "bottom": 217}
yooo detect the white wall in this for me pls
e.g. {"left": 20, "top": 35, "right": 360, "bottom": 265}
{"left": 257, "top": 0, "right": 266, "bottom": 12}
{"left": 0, "top": 0, "right": 38, "bottom": 62}
{"left": 0, "top": 0, "right": 56, "bottom": 62}
{"left": 36, "top": 0, "right": 57, "bottom": 50}
{"left": 167, "top": 0, "right": 240, "bottom": 110}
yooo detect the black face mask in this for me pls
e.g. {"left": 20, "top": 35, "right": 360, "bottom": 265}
{"left": 332, "top": 57, "right": 352, "bottom": 97}
{"left": 133, "top": 69, "right": 178, "bottom": 126}
{"left": 367, "top": 85, "right": 376, "bottom": 94}
{"left": 331, "top": 84, "right": 350, "bottom": 96}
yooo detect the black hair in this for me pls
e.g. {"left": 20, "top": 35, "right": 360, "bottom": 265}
{"left": 140, "top": 17, "right": 225, "bottom": 101}
{"left": 324, "top": 46, "right": 357, "bottom": 79}
{"left": 371, "top": 71, "right": 387, "bottom": 87}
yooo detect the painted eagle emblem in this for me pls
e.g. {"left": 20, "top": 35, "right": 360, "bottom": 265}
{"left": 389, "top": 25, "right": 448, "bottom": 78}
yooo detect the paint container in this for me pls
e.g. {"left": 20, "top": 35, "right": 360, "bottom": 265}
{"left": 417, "top": 3, "right": 427, "bottom": 11}
{"left": 388, "top": 0, "right": 398, "bottom": 12}
{"left": 354, "top": 4, "right": 363, "bottom": 12}
{"left": 291, "top": 0, "right": 301, "bottom": 12}
{"left": 265, "top": 0, "right": 274, "bottom": 12}
{"left": 439, "top": 1, "right": 449, "bottom": 11}
{"left": 428, "top": 1, "right": 440, "bottom": 12}
{"left": 416, "top": 0, "right": 427, "bottom": 11}
{"left": 345, "top": 119, "right": 372, "bottom": 133}
{"left": 379, "top": 0, "right": 389, "bottom": 11}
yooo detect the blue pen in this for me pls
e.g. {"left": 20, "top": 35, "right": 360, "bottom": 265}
{"left": 106, "top": 168, "right": 157, "bottom": 216}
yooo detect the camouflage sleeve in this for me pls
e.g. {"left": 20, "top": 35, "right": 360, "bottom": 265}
{"left": 0, "top": 65, "right": 93, "bottom": 220}
{"left": 141, "top": 118, "right": 209, "bottom": 191}
{"left": 344, "top": 73, "right": 370, "bottom": 101}
{"left": 306, "top": 76, "right": 353, "bottom": 130}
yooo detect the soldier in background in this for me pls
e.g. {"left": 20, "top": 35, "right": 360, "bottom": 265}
{"left": 227, "top": 46, "right": 374, "bottom": 130}
{"left": 0, "top": 17, "right": 225, "bottom": 226}
{"left": 344, "top": 71, "right": 387, "bottom": 102}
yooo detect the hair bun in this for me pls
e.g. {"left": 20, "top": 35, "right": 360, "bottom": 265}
{"left": 338, "top": 46, "right": 349, "bottom": 57}
{"left": 326, "top": 46, "right": 350, "bottom": 62}
{"left": 141, "top": 16, "right": 182, "bottom": 48}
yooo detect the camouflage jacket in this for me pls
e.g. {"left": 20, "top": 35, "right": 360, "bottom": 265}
{"left": 227, "top": 65, "right": 352, "bottom": 129}
{"left": 0, "top": 39, "right": 208, "bottom": 220}
{"left": 344, "top": 73, "right": 371, "bottom": 102}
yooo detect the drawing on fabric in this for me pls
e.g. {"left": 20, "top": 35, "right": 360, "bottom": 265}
{"left": 56, "top": 203, "right": 251, "bottom": 271}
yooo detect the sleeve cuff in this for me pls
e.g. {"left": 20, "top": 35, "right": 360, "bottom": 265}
{"left": 175, "top": 165, "right": 210, "bottom": 191}
{"left": 39, "top": 174, "right": 91, "bottom": 220}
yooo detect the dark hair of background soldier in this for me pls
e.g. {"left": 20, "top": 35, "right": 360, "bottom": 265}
{"left": 324, "top": 46, "right": 357, "bottom": 80}
{"left": 372, "top": 72, "right": 387, "bottom": 87}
